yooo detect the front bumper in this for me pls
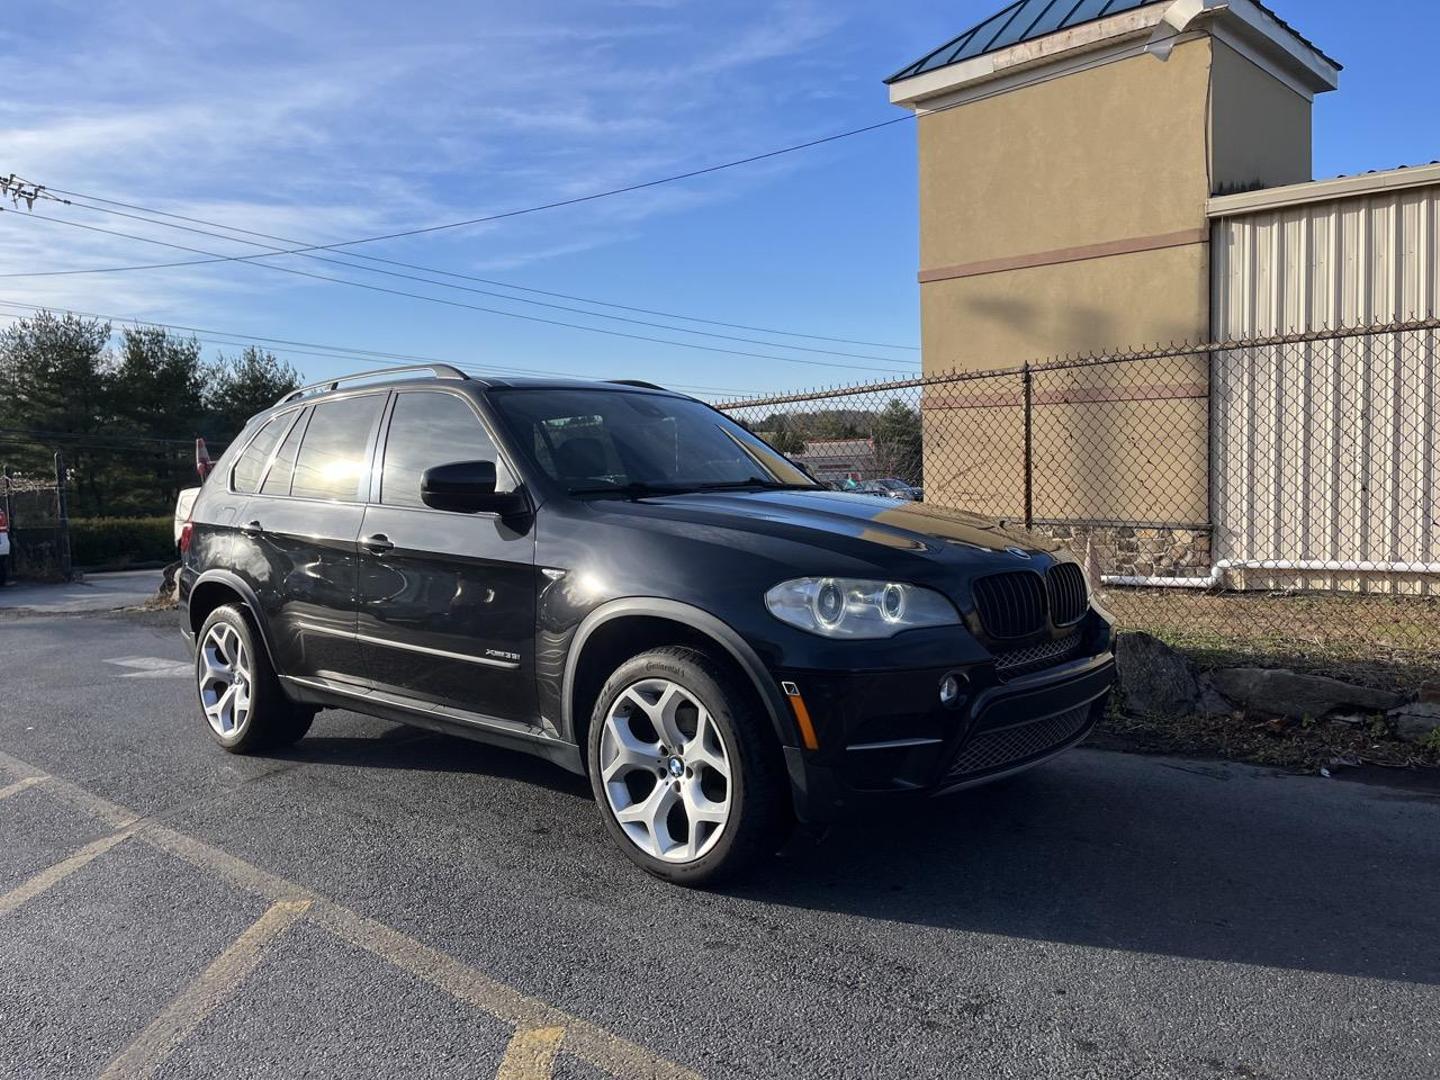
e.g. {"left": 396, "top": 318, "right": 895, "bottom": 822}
{"left": 776, "top": 632, "right": 1116, "bottom": 824}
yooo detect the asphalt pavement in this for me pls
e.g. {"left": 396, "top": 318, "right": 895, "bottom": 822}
{"left": 1, "top": 607, "right": 1436, "bottom": 1079}
{"left": 0, "top": 570, "right": 164, "bottom": 614}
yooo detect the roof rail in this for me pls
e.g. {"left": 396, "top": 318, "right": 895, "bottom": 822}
{"left": 607, "top": 379, "right": 668, "bottom": 391}
{"left": 276, "top": 364, "right": 468, "bottom": 406}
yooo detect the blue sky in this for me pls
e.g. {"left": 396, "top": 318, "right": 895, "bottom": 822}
{"left": 1, "top": 0, "right": 1434, "bottom": 401}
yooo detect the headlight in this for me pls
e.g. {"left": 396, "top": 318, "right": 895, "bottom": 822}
{"left": 765, "top": 577, "right": 960, "bottom": 639}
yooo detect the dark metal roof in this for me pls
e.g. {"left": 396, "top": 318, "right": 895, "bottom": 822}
{"left": 885, "top": 0, "right": 1338, "bottom": 85}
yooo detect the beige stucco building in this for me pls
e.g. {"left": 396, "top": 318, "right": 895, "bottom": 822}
{"left": 885, "top": 0, "right": 1366, "bottom": 580}
{"left": 888, "top": 0, "right": 1340, "bottom": 371}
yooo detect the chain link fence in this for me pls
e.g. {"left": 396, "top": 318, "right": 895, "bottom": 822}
{"left": 1, "top": 442, "right": 206, "bottom": 578}
{"left": 1, "top": 461, "right": 69, "bottom": 579}
{"left": 719, "top": 319, "right": 1440, "bottom": 674}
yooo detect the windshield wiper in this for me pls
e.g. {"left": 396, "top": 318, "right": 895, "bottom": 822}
{"left": 568, "top": 477, "right": 818, "bottom": 499}
{"left": 567, "top": 481, "right": 693, "bottom": 498}
{"left": 691, "top": 477, "right": 819, "bottom": 492}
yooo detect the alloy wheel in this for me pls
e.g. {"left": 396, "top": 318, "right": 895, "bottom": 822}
{"left": 599, "top": 678, "right": 732, "bottom": 863}
{"left": 198, "top": 622, "right": 253, "bottom": 738}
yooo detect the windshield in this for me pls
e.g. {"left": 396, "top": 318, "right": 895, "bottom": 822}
{"left": 487, "top": 388, "right": 818, "bottom": 496}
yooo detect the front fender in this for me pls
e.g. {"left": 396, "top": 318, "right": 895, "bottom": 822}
{"left": 561, "top": 597, "right": 795, "bottom": 749}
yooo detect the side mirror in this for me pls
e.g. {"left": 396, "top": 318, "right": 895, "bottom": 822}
{"left": 421, "top": 460, "right": 526, "bottom": 515}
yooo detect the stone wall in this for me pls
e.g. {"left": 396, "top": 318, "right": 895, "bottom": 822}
{"left": 1036, "top": 524, "right": 1213, "bottom": 579}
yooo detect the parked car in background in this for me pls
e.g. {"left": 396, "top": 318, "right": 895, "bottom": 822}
{"left": 179, "top": 367, "right": 1114, "bottom": 885}
{"left": 173, "top": 439, "right": 215, "bottom": 549}
{"left": 174, "top": 488, "right": 200, "bottom": 547}
{"left": 0, "top": 506, "right": 10, "bottom": 585}
{"left": 853, "top": 477, "right": 923, "bottom": 501}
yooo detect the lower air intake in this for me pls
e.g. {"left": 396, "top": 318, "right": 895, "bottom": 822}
{"left": 946, "top": 704, "right": 1094, "bottom": 780}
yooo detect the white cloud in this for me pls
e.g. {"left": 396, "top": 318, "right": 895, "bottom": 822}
{"left": 0, "top": 0, "right": 860, "bottom": 326}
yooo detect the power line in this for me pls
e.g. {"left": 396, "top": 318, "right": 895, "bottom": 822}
{"left": 1, "top": 211, "right": 918, "bottom": 376}
{"left": 31, "top": 183, "right": 920, "bottom": 353}
{"left": 40, "top": 113, "right": 913, "bottom": 259}
{"left": 0, "top": 306, "right": 752, "bottom": 397}
{"left": 22, "top": 194, "right": 915, "bottom": 367}
{"left": 0, "top": 426, "right": 200, "bottom": 447}
{"left": 0, "top": 302, "right": 758, "bottom": 397}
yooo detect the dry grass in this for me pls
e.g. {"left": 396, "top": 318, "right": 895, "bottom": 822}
{"left": 1096, "top": 701, "right": 1439, "bottom": 773}
{"left": 1094, "top": 586, "right": 1440, "bottom": 772}
{"left": 1100, "top": 587, "right": 1440, "bottom": 692}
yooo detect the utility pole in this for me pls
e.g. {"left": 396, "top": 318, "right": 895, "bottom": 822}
{"left": 54, "top": 451, "right": 72, "bottom": 581}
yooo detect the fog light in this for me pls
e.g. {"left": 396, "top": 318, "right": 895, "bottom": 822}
{"left": 939, "top": 672, "right": 967, "bottom": 709}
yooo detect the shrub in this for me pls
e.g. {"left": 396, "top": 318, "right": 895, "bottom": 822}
{"left": 69, "top": 516, "right": 175, "bottom": 569}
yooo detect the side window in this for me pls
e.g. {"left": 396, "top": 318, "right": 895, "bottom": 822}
{"left": 231, "top": 416, "right": 285, "bottom": 494}
{"left": 291, "top": 395, "right": 383, "bottom": 502}
{"left": 260, "top": 409, "right": 308, "bottom": 496}
{"left": 381, "top": 392, "right": 515, "bottom": 508}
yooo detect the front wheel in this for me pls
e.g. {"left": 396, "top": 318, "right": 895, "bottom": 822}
{"left": 588, "top": 647, "right": 789, "bottom": 886}
{"left": 195, "top": 604, "right": 314, "bottom": 753}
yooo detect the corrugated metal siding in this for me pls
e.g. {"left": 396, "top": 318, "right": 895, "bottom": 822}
{"left": 1211, "top": 185, "right": 1440, "bottom": 594}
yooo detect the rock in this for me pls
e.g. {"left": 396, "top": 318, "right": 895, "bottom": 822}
{"left": 1389, "top": 702, "right": 1440, "bottom": 743}
{"left": 1208, "top": 668, "right": 1405, "bottom": 721}
{"left": 1115, "top": 632, "right": 1203, "bottom": 719}
{"left": 158, "top": 560, "right": 180, "bottom": 599}
{"left": 1195, "top": 677, "right": 1234, "bottom": 718}
{"left": 1418, "top": 682, "right": 1440, "bottom": 706}
{"left": 142, "top": 561, "right": 182, "bottom": 611}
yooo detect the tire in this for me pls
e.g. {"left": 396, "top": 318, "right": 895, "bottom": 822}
{"left": 588, "top": 646, "right": 789, "bottom": 886}
{"left": 195, "top": 604, "right": 314, "bottom": 753}
{"left": 0, "top": 555, "right": 8, "bottom": 587}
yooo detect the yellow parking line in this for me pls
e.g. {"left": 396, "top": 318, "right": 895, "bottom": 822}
{"left": 0, "top": 775, "right": 46, "bottom": 800}
{"left": 0, "top": 830, "right": 133, "bottom": 917}
{"left": 311, "top": 902, "right": 702, "bottom": 1080}
{"left": 0, "top": 748, "right": 703, "bottom": 1080}
{"left": 98, "top": 898, "right": 312, "bottom": 1080}
{"left": 0, "top": 751, "right": 140, "bottom": 831}
{"left": 497, "top": 1026, "right": 566, "bottom": 1080}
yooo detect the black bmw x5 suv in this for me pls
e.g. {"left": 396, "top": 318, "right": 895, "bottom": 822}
{"left": 180, "top": 365, "right": 1116, "bottom": 884}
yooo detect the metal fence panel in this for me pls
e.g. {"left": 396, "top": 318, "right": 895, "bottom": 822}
{"left": 719, "top": 320, "right": 1440, "bottom": 667}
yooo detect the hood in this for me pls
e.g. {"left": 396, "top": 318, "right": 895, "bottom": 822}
{"left": 593, "top": 489, "right": 1064, "bottom": 574}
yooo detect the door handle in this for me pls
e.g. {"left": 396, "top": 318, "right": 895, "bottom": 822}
{"left": 240, "top": 520, "right": 263, "bottom": 537}
{"left": 362, "top": 533, "right": 394, "bottom": 554}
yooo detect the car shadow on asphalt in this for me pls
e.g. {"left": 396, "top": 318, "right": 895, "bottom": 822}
{"left": 738, "top": 754, "right": 1440, "bottom": 988}
{"left": 271, "top": 728, "right": 594, "bottom": 800}
{"left": 267, "top": 727, "right": 1439, "bottom": 988}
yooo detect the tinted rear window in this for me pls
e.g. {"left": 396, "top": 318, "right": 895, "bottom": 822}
{"left": 290, "top": 395, "right": 383, "bottom": 502}
{"left": 231, "top": 416, "right": 285, "bottom": 494}
{"left": 260, "top": 408, "right": 309, "bottom": 496}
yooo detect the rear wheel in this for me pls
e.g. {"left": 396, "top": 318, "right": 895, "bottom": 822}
{"left": 0, "top": 555, "right": 8, "bottom": 587}
{"left": 195, "top": 604, "right": 314, "bottom": 753}
{"left": 588, "top": 647, "right": 789, "bottom": 886}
